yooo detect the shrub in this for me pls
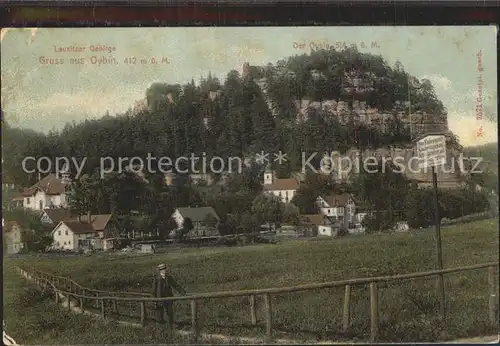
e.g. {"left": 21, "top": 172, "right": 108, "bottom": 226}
{"left": 13, "top": 285, "right": 52, "bottom": 308}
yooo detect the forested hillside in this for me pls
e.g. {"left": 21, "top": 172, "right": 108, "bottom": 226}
{"left": 3, "top": 47, "right": 453, "bottom": 187}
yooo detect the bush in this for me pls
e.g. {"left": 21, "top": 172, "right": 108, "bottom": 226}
{"left": 362, "top": 213, "right": 396, "bottom": 233}
{"left": 13, "top": 285, "right": 53, "bottom": 308}
{"left": 405, "top": 187, "right": 491, "bottom": 229}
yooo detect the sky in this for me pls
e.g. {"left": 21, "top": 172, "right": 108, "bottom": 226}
{"left": 1, "top": 26, "right": 497, "bottom": 146}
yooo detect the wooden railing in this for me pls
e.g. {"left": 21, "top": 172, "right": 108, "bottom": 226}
{"left": 18, "top": 262, "right": 499, "bottom": 343}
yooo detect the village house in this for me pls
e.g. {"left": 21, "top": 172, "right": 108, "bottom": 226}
{"left": 21, "top": 174, "right": 71, "bottom": 211}
{"left": 171, "top": 207, "right": 220, "bottom": 238}
{"left": 40, "top": 208, "right": 72, "bottom": 225}
{"left": 3, "top": 221, "right": 24, "bottom": 254}
{"left": 316, "top": 194, "right": 356, "bottom": 228}
{"left": 262, "top": 169, "right": 300, "bottom": 203}
{"left": 50, "top": 212, "right": 116, "bottom": 251}
{"left": 300, "top": 214, "right": 338, "bottom": 237}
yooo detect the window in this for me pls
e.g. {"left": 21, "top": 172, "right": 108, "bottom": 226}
{"left": 65, "top": 230, "right": 68, "bottom": 236}
{"left": 27, "top": 198, "right": 31, "bottom": 204}
{"left": 285, "top": 191, "right": 289, "bottom": 197}
{"left": 63, "top": 242, "right": 66, "bottom": 245}
{"left": 68, "top": 241, "right": 71, "bottom": 245}
{"left": 328, "top": 209, "right": 331, "bottom": 214}
{"left": 39, "top": 200, "right": 43, "bottom": 210}
{"left": 58, "top": 230, "right": 61, "bottom": 236}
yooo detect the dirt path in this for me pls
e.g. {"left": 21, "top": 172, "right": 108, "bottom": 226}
{"left": 447, "top": 335, "right": 499, "bottom": 344}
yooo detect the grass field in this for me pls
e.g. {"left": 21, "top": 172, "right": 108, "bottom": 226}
{"left": 3, "top": 218, "right": 499, "bottom": 344}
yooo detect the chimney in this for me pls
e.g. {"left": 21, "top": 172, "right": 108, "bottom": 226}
{"left": 87, "top": 211, "right": 91, "bottom": 224}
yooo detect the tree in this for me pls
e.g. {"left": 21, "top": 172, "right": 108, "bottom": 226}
{"left": 351, "top": 161, "right": 409, "bottom": 232}
{"left": 237, "top": 212, "right": 261, "bottom": 234}
{"left": 2, "top": 208, "right": 47, "bottom": 232}
{"left": 282, "top": 203, "right": 300, "bottom": 225}
{"left": 201, "top": 213, "right": 219, "bottom": 235}
{"left": 251, "top": 194, "right": 285, "bottom": 230}
{"left": 405, "top": 188, "right": 439, "bottom": 229}
{"left": 22, "top": 230, "right": 53, "bottom": 252}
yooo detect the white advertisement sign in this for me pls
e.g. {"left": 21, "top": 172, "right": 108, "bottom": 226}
{"left": 416, "top": 135, "right": 446, "bottom": 169}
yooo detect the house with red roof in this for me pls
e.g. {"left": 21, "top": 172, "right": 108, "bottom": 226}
{"left": 50, "top": 213, "right": 117, "bottom": 250}
{"left": 21, "top": 174, "right": 71, "bottom": 211}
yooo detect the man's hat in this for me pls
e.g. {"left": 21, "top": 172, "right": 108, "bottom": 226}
{"left": 157, "top": 263, "right": 167, "bottom": 270}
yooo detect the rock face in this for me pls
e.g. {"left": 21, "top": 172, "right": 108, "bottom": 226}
{"left": 321, "top": 143, "right": 464, "bottom": 186}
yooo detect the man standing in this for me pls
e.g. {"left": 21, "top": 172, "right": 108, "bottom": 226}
{"left": 152, "top": 263, "right": 187, "bottom": 337}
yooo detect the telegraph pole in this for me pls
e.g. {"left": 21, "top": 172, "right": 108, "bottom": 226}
{"left": 432, "top": 164, "right": 446, "bottom": 321}
{"left": 416, "top": 133, "right": 447, "bottom": 321}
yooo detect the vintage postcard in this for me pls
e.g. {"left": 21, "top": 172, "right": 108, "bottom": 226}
{"left": 1, "top": 27, "right": 498, "bottom": 345}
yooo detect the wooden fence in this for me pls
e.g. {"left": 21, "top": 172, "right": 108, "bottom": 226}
{"left": 18, "top": 262, "right": 499, "bottom": 343}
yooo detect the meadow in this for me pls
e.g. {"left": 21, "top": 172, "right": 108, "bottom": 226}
{"left": 3, "top": 218, "right": 499, "bottom": 344}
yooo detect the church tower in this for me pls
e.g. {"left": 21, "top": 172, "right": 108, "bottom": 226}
{"left": 263, "top": 166, "right": 273, "bottom": 185}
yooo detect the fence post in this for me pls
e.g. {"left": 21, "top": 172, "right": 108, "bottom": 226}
{"left": 488, "top": 266, "right": 498, "bottom": 325}
{"left": 140, "top": 302, "right": 146, "bottom": 326}
{"left": 55, "top": 290, "right": 59, "bottom": 304}
{"left": 80, "top": 297, "right": 84, "bottom": 313}
{"left": 101, "top": 299, "right": 105, "bottom": 317}
{"left": 264, "top": 293, "right": 273, "bottom": 340}
{"left": 249, "top": 294, "right": 257, "bottom": 325}
{"left": 67, "top": 294, "right": 71, "bottom": 311}
{"left": 96, "top": 292, "right": 100, "bottom": 309}
{"left": 113, "top": 299, "right": 118, "bottom": 315}
{"left": 370, "top": 282, "right": 379, "bottom": 343}
{"left": 191, "top": 299, "right": 200, "bottom": 343}
{"left": 342, "top": 284, "right": 351, "bottom": 332}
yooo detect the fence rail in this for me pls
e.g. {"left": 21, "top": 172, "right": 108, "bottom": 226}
{"left": 18, "top": 262, "right": 499, "bottom": 343}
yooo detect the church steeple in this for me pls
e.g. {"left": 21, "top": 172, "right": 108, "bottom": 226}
{"left": 263, "top": 166, "right": 273, "bottom": 185}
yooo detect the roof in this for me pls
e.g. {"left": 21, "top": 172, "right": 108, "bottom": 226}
{"left": 51, "top": 214, "right": 112, "bottom": 234}
{"left": 176, "top": 207, "right": 220, "bottom": 222}
{"left": 42, "top": 208, "right": 72, "bottom": 223}
{"left": 263, "top": 178, "right": 299, "bottom": 191}
{"left": 58, "top": 220, "right": 96, "bottom": 234}
{"left": 87, "top": 214, "right": 112, "bottom": 231}
{"left": 21, "top": 174, "right": 70, "bottom": 196}
{"left": 300, "top": 214, "right": 327, "bottom": 226}
{"left": 322, "top": 194, "right": 352, "bottom": 207}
